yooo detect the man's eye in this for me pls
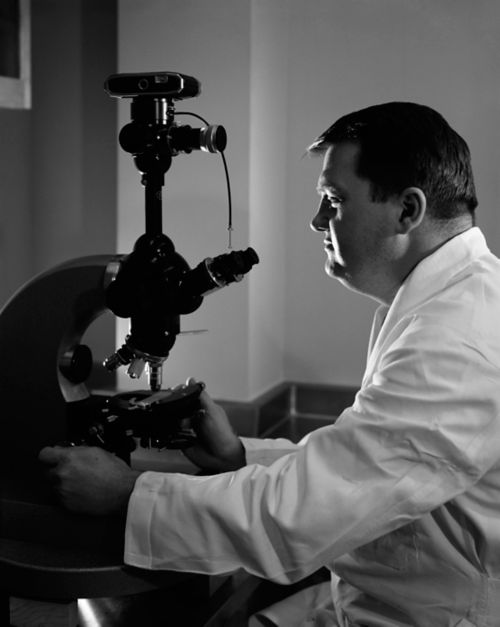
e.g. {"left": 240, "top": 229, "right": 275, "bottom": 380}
{"left": 327, "top": 196, "right": 343, "bottom": 206}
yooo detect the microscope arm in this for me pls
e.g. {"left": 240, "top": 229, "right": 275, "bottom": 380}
{"left": 0, "top": 255, "right": 119, "bottom": 476}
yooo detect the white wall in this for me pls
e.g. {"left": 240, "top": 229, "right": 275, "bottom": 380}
{"left": 118, "top": 0, "right": 500, "bottom": 400}
{"left": 248, "top": 1, "right": 289, "bottom": 397}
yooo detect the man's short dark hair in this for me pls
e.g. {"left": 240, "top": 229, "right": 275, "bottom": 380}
{"left": 308, "top": 102, "right": 478, "bottom": 220}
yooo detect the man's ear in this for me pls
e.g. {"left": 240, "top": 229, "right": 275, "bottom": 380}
{"left": 396, "top": 187, "right": 427, "bottom": 234}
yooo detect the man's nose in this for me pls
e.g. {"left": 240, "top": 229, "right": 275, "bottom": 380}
{"left": 310, "top": 198, "right": 329, "bottom": 232}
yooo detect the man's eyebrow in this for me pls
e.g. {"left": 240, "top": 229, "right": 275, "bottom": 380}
{"left": 316, "top": 182, "right": 344, "bottom": 195}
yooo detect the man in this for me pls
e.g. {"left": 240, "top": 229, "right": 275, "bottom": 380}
{"left": 39, "top": 102, "right": 500, "bottom": 626}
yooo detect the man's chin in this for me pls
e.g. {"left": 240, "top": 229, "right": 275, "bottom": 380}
{"left": 325, "top": 260, "right": 345, "bottom": 280}
{"left": 325, "top": 263, "right": 370, "bottom": 298}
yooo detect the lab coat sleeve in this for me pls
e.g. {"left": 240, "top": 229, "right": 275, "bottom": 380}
{"left": 241, "top": 436, "right": 301, "bottom": 466}
{"left": 124, "top": 321, "right": 500, "bottom": 583}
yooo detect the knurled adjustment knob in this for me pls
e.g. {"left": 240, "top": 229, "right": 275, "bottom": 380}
{"left": 59, "top": 344, "right": 93, "bottom": 384}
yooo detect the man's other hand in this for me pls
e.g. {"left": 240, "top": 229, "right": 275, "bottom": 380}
{"left": 183, "top": 379, "right": 246, "bottom": 472}
{"left": 38, "top": 445, "right": 141, "bottom": 516}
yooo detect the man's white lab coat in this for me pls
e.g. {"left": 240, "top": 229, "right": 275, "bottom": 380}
{"left": 125, "top": 227, "right": 500, "bottom": 626}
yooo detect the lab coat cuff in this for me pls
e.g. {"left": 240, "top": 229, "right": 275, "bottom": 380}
{"left": 124, "top": 471, "right": 165, "bottom": 568}
{"left": 240, "top": 436, "right": 299, "bottom": 467}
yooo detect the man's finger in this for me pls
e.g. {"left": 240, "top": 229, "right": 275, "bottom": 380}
{"left": 198, "top": 390, "right": 220, "bottom": 413}
{"left": 38, "top": 446, "right": 68, "bottom": 465}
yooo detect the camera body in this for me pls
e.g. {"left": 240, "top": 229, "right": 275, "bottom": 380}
{"left": 104, "top": 71, "right": 227, "bottom": 162}
{"left": 104, "top": 71, "right": 201, "bottom": 100}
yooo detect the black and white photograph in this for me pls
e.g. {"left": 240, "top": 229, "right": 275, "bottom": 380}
{"left": 1, "top": 1, "right": 499, "bottom": 625}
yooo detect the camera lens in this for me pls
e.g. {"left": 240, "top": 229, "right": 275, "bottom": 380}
{"left": 200, "top": 125, "right": 227, "bottom": 153}
{"left": 138, "top": 78, "right": 149, "bottom": 91}
{"left": 169, "top": 124, "right": 227, "bottom": 154}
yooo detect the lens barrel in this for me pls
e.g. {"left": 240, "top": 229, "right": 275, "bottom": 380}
{"left": 169, "top": 124, "right": 227, "bottom": 154}
{"left": 179, "top": 248, "right": 259, "bottom": 299}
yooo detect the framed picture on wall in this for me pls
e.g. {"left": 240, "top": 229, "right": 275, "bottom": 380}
{"left": 0, "top": 0, "right": 30, "bottom": 109}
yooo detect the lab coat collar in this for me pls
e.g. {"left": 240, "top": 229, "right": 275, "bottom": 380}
{"left": 391, "top": 226, "right": 488, "bottom": 317}
{"left": 367, "top": 227, "right": 488, "bottom": 359}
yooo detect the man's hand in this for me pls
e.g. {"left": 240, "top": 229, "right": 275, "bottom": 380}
{"left": 183, "top": 379, "right": 246, "bottom": 472}
{"left": 38, "top": 445, "right": 141, "bottom": 516}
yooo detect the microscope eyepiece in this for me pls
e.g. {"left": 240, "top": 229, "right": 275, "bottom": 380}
{"left": 178, "top": 247, "right": 259, "bottom": 302}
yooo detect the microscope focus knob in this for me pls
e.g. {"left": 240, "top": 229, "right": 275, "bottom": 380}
{"left": 59, "top": 344, "right": 93, "bottom": 384}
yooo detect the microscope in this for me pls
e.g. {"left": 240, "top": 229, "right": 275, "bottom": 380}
{"left": 0, "top": 71, "right": 258, "bottom": 607}
{"left": 0, "top": 71, "right": 258, "bottom": 507}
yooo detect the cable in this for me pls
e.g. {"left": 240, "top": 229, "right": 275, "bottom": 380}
{"left": 176, "top": 111, "right": 233, "bottom": 248}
